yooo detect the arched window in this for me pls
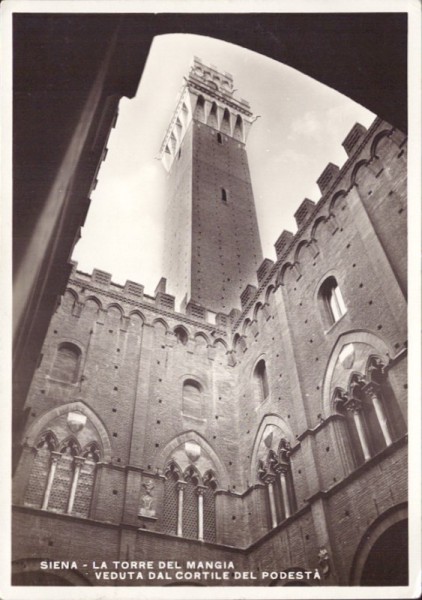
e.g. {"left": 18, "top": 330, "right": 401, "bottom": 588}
{"left": 258, "top": 439, "right": 296, "bottom": 528}
{"left": 162, "top": 461, "right": 218, "bottom": 542}
{"left": 182, "top": 379, "right": 203, "bottom": 419}
{"left": 174, "top": 326, "right": 188, "bottom": 345}
{"left": 318, "top": 276, "right": 346, "bottom": 328}
{"left": 194, "top": 95, "right": 205, "bottom": 121}
{"left": 234, "top": 114, "right": 243, "bottom": 141}
{"left": 335, "top": 359, "right": 405, "bottom": 467}
{"left": 217, "top": 132, "right": 223, "bottom": 144}
{"left": 253, "top": 359, "right": 269, "bottom": 402}
{"left": 221, "top": 108, "right": 231, "bottom": 135}
{"left": 51, "top": 343, "right": 81, "bottom": 383}
{"left": 221, "top": 188, "right": 227, "bottom": 203}
{"left": 207, "top": 102, "right": 218, "bottom": 129}
{"left": 23, "top": 426, "right": 101, "bottom": 518}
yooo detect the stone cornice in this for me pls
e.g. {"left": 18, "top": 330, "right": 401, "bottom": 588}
{"left": 68, "top": 277, "right": 227, "bottom": 336}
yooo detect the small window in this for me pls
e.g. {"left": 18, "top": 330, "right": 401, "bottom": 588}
{"left": 221, "top": 188, "right": 227, "bottom": 203}
{"left": 51, "top": 343, "right": 81, "bottom": 383}
{"left": 253, "top": 359, "right": 269, "bottom": 401}
{"left": 319, "top": 276, "right": 346, "bottom": 327}
{"left": 182, "top": 379, "right": 203, "bottom": 418}
{"left": 217, "top": 133, "right": 222, "bottom": 144}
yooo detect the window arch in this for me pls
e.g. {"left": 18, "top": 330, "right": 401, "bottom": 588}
{"left": 194, "top": 95, "right": 205, "bottom": 122}
{"left": 217, "top": 132, "right": 223, "bottom": 144}
{"left": 182, "top": 379, "right": 203, "bottom": 419}
{"left": 162, "top": 461, "right": 218, "bottom": 542}
{"left": 221, "top": 108, "right": 231, "bottom": 135}
{"left": 253, "top": 359, "right": 269, "bottom": 402}
{"left": 174, "top": 326, "right": 188, "bottom": 345}
{"left": 318, "top": 276, "right": 346, "bottom": 328}
{"left": 334, "top": 359, "right": 405, "bottom": 467}
{"left": 51, "top": 342, "right": 81, "bottom": 383}
{"left": 22, "top": 412, "right": 103, "bottom": 518}
{"left": 258, "top": 438, "right": 296, "bottom": 528}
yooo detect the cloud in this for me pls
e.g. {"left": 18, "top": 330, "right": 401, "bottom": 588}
{"left": 288, "top": 111, "right": 322, "bottom": 139}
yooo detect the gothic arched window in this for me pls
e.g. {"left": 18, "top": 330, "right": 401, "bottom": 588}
{"left": 161, "top": 461, "right": 218, "bottom": 542}
{"left": 174, "top": 326, "right": 188, "bottom": 345}
{"left": 318, "top": 276, "right": 346, "bottom": 328}
{"left": 335, "top": 359, "right": 405, "bottom": 468}
{"left": 194, "top": 95, "right": 205, "bottom": 122}
{"left": 221, "top": 188, "right": 228, "bottom": 203}
{"left": 253, "top": 359, "right": 269, "bottom": 402}
{"left": 258, "top": 439, "right": 296, "bottom": 529}
{"left": 23, "top": 428, "right": 100, "bottom": 518}
{"left": 51, "top": 342, "right": 81, "bottom": 383}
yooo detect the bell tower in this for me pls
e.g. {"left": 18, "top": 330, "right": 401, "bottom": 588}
{"left": 161, "top": 57, "right": 263, "bottom": 313}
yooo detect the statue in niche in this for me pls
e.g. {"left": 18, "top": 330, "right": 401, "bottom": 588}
{"left": 138, "top": 480, "right": 156, "bottom": 518}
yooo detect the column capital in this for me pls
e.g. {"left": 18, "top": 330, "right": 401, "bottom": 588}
{"left": 73, "top": 456, "right": 86, "bottom": 468}
{"left": 363, "top": 381, "right": 381, "bottom": 400}
{"left": 50, "top": 451, "right": 62, "bottom": 464}
{"left": 274, "top": 462, "right": 289, "bottom": 475}
{"left": 263, "top": 474, "right": 276, "bottom": 486}
{"left": 345, "top": 397, "right": 363, "bottom": 413}
{"left": 176, "top": 480, "right": 187, "bottom": 492}
{"left": 195, "top": 485, "right": 207, "bottom": 497}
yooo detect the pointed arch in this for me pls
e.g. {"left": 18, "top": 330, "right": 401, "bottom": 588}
{"left": 207, "top": 101, "right": 218, "bottom": 129}
{"left": 349, "top": 503, "right": 408, "bottom": 585}
{"left": 351, "top": 159, "right": 370, "bottom": 188}
{"left": 84, "top": 295, "right": 102, "bottom": 313}
{"left": 194, "top": 331, "right": 210, "bottom": 345}
{"left": 106, "top": 302, "right": 124, "bottom": 318}
{"left": 152, "top": 317, "right": 169, "bottom": 332}
{"left": 310, "top": 215, "right": 329, "bottom": 240}
{"left": 294, "top": 239, "right": 311, "bottom": 264}
{"left": 249, "top": 414, "right": 294, "bottom": 483}
{"left": 277, "top": 262, "right": 294, "bottom": 287}
{"left": 329, "top": 189, "right": 348, "bottom": 213}
{"left": 155, "top": 431, "right": 229, "bottom": 489}
{"left": 370, "top": 128, "right": 395, "bottom": 159}
{"left": 174, "top": 325, "right": 189, "bottom": 345}
{"left": 221, "top": 108, "right": 231, "bottom": 135}
{"left": 59, "top": 436, "right": 81, "bottom": 456}
{"left": 265, "top": 285, "right": 276, "bottom": 303}
{"left": 212, "top": 337, "right": 228, "bottom": 351}
{"left": 23, "top": 401, "right": 113, "bottom": 462}
{"left": 321, "top": 330, "right": 393, "bottom": 416}
{"left": 194, "top": 95, "right": 205, "bottom": 122}
{"left": 234, "top": 114, "right": 243, "bottom": 141}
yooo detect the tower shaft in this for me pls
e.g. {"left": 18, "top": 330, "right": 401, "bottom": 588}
{"left": 162, "top": 57, "right": 263, "bottom": 313}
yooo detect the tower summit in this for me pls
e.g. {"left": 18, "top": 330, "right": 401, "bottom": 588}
{"left": 160, "top": 57, "right": 263, "bottom": 313}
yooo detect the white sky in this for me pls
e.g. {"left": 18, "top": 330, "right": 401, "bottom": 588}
{"left": 72, "top": 33, "right": 375, "bottom": 296}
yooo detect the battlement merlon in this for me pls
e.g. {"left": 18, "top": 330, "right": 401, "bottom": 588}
{"left": 160, "top": 57, "right": 255, "bottom": 172}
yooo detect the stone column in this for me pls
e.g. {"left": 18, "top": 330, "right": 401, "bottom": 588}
{"left": 347, "top": 399, "right": 371, "bottom": 461}
{"left": 41, "top": 451, "right": 61, "bottom": 510}
{"left": 365, "top": 385, "right": 392, "bottom": 446}
{"left": 265, "top": 475, "right": 278, "bottom": 529}
{"left": 67, "top": 456, "right": 85, "bottom": 514}
{"left": 278, "top": 467, "right": 291, "bottom": 519}
{"left": 176, "top": 481, "right": 186, "bottom": 537}
{"left": 196, "top": 486, "right": 207, "bottom": 541}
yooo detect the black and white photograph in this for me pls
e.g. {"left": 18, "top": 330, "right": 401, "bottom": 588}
{"left": 3, "top": 1, "right": 421, "bottom": 598}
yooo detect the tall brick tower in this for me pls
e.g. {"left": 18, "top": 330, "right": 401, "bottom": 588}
{"left": 161, "top": 57, "right": 263, "bottom": 313}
